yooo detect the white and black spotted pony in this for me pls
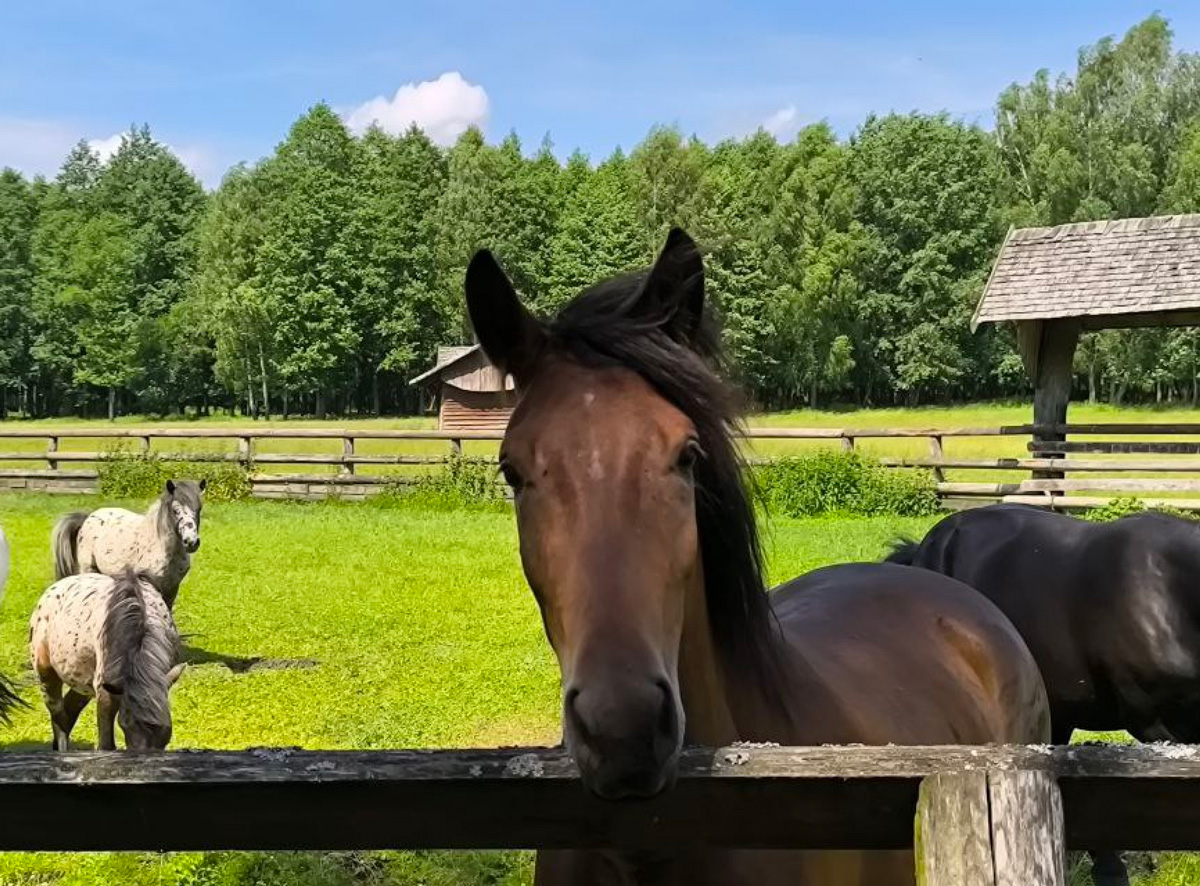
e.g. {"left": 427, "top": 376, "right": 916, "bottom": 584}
{"left": 52, "top": 479, "right": 205, "bottom": 610}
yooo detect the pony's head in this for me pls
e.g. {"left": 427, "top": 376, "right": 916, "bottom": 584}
{"left": 101, "top": 571, "right": 186, "bottom": 751}
{"left": 467, "top": 229, "right": 773, "bottom": 799}
{"left": 163, "top": 479, "right": 205, "bottom": 553}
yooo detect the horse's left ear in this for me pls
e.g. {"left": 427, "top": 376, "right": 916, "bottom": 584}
{"left": 167, "top": 663, "right": 186, "bottom": 686}
{"left": 634, "top": 228, "right": 705, "bottom": 345}
{"left": 198, "top": 479, "right": 207, "bottom": 493}
{"left": 465, "top": 250, "right": 546, "bottom": 385}
{"left": 165, "top": 479, "right": 176, "bottom": 496}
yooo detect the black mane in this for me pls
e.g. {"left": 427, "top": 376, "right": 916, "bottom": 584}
{"left": 544, "top": 270, "right": 782, "bottom": 690}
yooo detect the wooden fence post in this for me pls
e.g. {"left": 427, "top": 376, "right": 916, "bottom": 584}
{"left": 841, "top": 435, "right": 855, "bottom": 453}
{"left": 916, "top": 772, "right": 995, "bottom": 886}
{"left": 342, "top": 436, "right": 355, "bottom": 476}
{"left": 988, "top": 770, "right": 1066, "bottom": 886}
{"left": 928, "top": 435, "right": 946, "bottom": 482}
{"left": 450, "top": 438, "right": 463, "bottom": 457}
{"left": 238, "top": 436, "right": 253, "bottom": 468}
{"left": 46, "top": 435, "right": 58, "bottom": 471}
{"left": 140, "top": 435, "right": 151, "bottom": 454}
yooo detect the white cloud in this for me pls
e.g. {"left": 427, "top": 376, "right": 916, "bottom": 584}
{"left": 762, "top": 105, "right": 799, "bottom": 139}
{"left": 344, "top": 72, "right": 489, "bottom": 145}
{"left": 87, "top": 132, "right": 125, "bottom": 163}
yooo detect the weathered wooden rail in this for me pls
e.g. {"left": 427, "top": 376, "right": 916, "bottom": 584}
{"left": 5, "top": 423, "right": 1200, "bottom": 508}
{"left": 0, "top": 743, "right": 1195, "bottom": 885}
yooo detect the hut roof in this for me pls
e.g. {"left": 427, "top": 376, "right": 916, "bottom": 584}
{"left": 972, "top": 214, "right": 1200, "bottom": 330}
{"left": 409, "top": 345, "right": 482, "bottom": 386}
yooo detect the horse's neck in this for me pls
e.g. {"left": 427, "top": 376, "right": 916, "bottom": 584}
{"left": 145, "top": 501, "right": 178, "bottom": 553}
{"left": 677, "top": 570, "right": 740, "bottom": 746}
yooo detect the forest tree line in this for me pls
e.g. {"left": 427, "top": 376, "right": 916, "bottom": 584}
{"left": 4, "top": 16, "right": 1200, "bottom": 418}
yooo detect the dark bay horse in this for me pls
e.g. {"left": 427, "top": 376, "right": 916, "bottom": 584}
{"left": 886, "top": 502, "right": 1200, "bottom": 886}
{"left": 466, "top": 229, "right": 1050, "bottom": 886}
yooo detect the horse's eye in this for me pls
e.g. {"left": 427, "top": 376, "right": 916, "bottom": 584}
{"left": 499, "top": 459, "right": 524, "bottom": 492}
{"left": 676, "top": 439, "right": 703, "bottom": 474}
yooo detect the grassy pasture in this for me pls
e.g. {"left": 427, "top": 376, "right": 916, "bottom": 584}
{"left": 0, "top": 494, "right": 934, "bottom": 886}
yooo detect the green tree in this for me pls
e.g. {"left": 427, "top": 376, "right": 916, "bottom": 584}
{"left": 0, "top": 169, "right": 38, "bottom": 415}
{"left": 256, "top": 104, "right": 361, "bottom": 417}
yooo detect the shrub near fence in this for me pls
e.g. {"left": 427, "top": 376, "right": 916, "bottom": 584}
{"left": 98, "top": 444, "right": 252, "bottom": 502}
{"left": 756, "top": 451, "right": 940, "bottom": 518}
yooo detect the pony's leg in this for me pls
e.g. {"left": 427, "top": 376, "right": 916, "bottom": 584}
{"left": 96, "top": 688, "right": 119, "bottom": 751}
{"left": 60, "top": 690, "right": 90, "bottom": 746}
{"left": 36, "top": 668, "right": 68, "bottom": 752}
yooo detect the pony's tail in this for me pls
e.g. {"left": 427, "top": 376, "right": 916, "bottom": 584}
{"left": 100, "top": 568, "right": 148, "bottom": 693}
{"left": 884, "top": 537, "right": 921, "bottom": 566}
{"left": 51, "top": 511, "right": 89, "bottom": 580}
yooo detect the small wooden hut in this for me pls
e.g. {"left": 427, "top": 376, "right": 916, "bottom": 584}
{"left": 409, "top": 345, "right": 515, "bottom": 432}
{"left": 975, "top": 214, "right": 1200, "bottom": 441}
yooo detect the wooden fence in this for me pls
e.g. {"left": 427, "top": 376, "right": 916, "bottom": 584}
{"left": 3, "top": 423, "right": 1200, "bottom": 508}
{"left": 0, "top": 742, "right": 1195, "bottom": 885}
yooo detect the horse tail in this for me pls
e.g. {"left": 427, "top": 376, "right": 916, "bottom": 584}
{"left": 0, "top": 670, "right": 28, "bottom": 724}
{"left": 884, "top": 537, "right": 922, "bottom": 566}
{"left": 100, "top": 568, "right": 148, "bottom": 693}
{"left": 51, "top": 511, "right": 89, "bottom": 580}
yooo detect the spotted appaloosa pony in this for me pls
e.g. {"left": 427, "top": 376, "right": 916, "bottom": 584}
{"left": 466, "top": 229, "right": 1050, "bottom": 886}
{"left": 887, "top": 502, "right": 1200, "bottom": 886}
{"left": 30, "top": 568, "right": 184, "bottom": 751}
{"left": 52, "top": 479, "right": 205, "bottom": 609}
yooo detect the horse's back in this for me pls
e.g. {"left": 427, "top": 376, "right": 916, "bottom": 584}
{"left": 30, "top": 573, "right": 116, "bottom": 694}
{"left": 908, "top": 505, "right": 1200, "bottom": 738}
{"left": 78, "top": 507, "right": 147, "bottom": 571}
{"left": 771, "top": 563, "right": 1049, "bottom": 745}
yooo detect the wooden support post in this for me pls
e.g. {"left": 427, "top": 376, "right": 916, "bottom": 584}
{"left": 342, "top": 436, "right": 355, "bottom": 475}
{"left": 916, "top": 772, "right": 994, "bottom": 886}
{"left": 841, "top": 435, "right": 855, "bottom": 453}
{"left": 238, "top": 436, "right": 253, "bottom": 468}
{"left": 140, "top": 435, "right": 151, "bottom": 454}
{"left": 928, "top": 436, "right": 946, "bottom": 482}
{"left": 988, "top": 770, "right": 1066, "bottom": 886}
{"left": 46, "top": 436, "right": 58, "bottom": 471}
{"left": 916, "top": 770, "right": 1065, "bottom": 886}
{"left": 450, "top": 438, "right": 463, "bottom": 457}
{"left": 1020, "top": 318, "right": 1081, "bottom": 481}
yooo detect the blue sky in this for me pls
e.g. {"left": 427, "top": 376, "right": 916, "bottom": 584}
{"left": 3, "top": 1, "right": 1199, "bottom": 187}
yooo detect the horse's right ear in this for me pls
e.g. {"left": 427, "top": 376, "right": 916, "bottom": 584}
{"left": 465, "top": 250, "right": 545, "bottom": 385}
{"left": 165, "top": 479, "right": 176, "bottom": 495}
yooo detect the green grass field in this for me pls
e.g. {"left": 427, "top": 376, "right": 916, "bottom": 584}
{"left": 0, "top": 493, "right": 939, "bottom": 886}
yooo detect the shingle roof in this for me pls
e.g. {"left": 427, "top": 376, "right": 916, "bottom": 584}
{"left": 973, "top": 214, "right": 1200, "bottom": 330}
{"left": 408, "top": 344, "right": 481, "bottom": 385}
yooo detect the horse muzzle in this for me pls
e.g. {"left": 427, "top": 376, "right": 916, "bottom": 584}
{"left": 563, "top": 677, "right": 683, "bottom": 800}
{"left": 183, "top": 538, "right": 200, "bottom": 553}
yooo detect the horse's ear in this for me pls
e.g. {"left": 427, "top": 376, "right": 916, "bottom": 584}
{"left": 102, "top": 682, "right": 124, "bottom": 697}
{"left": 634, "top": 228, "right": 705, "bottom": 345}
{"left": 167, "top": 663, "right": 186, "bottom": 686}
{"left": 165, "top": 479, "right": 175, "bottom": 496}
{"left": 465, "top": 250, "right": 545, "bottom": 385}
{"left": 198, "top": 479, "right": 207, "bottom": 493}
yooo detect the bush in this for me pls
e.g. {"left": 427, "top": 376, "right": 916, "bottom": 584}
{"left": 755, "top": 450, "right": 939, "bottom": 518}
{"left": 375, "top": 453, "right": 507, "bottom": 511}
{"left": 1084, "top": 497, "right": 1197, "bottom": 523}
{"left": 98, "top": 444, "right": 252, "bottom": 502}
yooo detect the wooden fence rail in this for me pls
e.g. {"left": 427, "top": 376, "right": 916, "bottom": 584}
{"left": 0, "top": 743, "right": 1197, "bottom": 886}
{"left": 6, "top": 423, "right": 1200, "bottom": 507}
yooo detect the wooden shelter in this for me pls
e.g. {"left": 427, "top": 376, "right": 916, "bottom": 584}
{"left": 974, "top": 214, "right": 1200, "bottom": 445}
{"left": 409, "top": 345, "right": 515, "bottom": 432}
